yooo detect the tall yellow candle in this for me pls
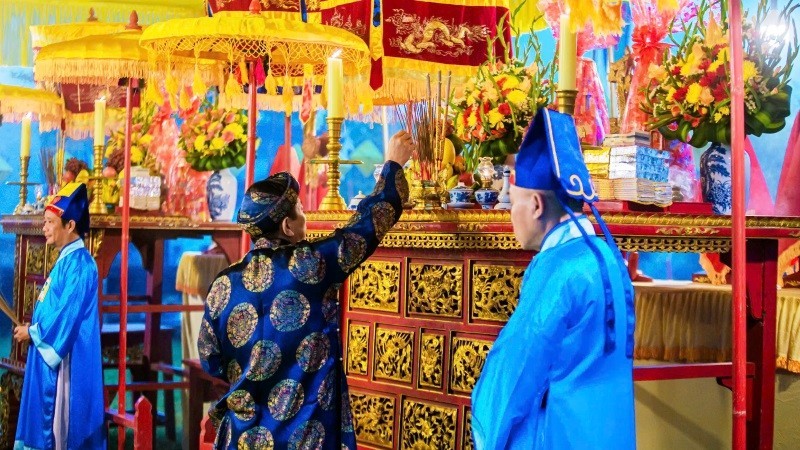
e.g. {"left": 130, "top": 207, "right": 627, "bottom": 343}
{"left": 93, "top": 98, "right": 106, "bottom": 147}
{"left": 20, "top": 115, "right": 31, "bottom": 158}
{"left": 558, "top": 14, "right": 577, "bottom": 91}
{"left": 326, "top": 54, "right": 344, "bottom": 118}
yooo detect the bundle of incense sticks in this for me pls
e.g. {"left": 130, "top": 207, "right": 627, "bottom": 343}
{"left": 0, "top": 292, "right": 21, "bottom": 327}
{"left": 392, "top": 71, "right": 452, "bottom": 182}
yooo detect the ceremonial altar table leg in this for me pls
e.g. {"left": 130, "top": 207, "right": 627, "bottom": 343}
{"left": 744, "top": 239, "right": 778, "bottom": 449}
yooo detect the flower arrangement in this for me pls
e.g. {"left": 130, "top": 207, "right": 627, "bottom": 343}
{"left": 104, "top": 102, "right": 158, "bottom": 175}
{"left": 451, "top": 32, "right": 556, "bottom": 168}
{"left": 642, "top": 0, "right": 798, "bottom": 148}
{"left": 179, "top": 102, "right": 248, "bottom": 172}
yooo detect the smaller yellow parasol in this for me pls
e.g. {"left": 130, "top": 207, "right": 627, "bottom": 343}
{"left": 29, "top": 8, "right": 129, "bottom": 52}
{"left": 0, "top": 84, "right": 64, "bottom": 132}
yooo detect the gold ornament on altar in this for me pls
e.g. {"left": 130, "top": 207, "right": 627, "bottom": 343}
{"left": 396, "top": 72, "right": 459, "bottom": 209}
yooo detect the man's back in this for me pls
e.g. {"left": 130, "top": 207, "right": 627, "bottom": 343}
{"left": 472, "top": 219, "right": 635, "bottom": 449}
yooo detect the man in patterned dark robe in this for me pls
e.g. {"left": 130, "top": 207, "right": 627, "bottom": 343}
{"left": 199, "top": 131, "right": 414, "bottom": 449}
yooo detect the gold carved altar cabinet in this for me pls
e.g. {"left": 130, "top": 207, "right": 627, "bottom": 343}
{"left": 304, "top": 209, "right": 800, "bottom": 450}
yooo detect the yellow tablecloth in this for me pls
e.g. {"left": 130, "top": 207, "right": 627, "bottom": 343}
{"left": 174, "top": 251, "right": 230, "bottom": 450}
{"left": 634, "top": 282, "right": 800, "bottom": 373}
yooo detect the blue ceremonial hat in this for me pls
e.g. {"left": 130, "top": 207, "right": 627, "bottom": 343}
{"left": 516, "top": 108, "right": 635, "bottom": 358}
{"left": 46, "top": 182, "right": 90, "bottom": 237}
{"left": 515, "top": 107, "right": 598, "bottom": 204}
{"left": 237, "top": 172, "right": 300, "bottom": 238}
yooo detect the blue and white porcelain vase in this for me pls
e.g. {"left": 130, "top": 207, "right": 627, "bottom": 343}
{"left": 700, "top": 142, "right": 732, "bottom": 215}
{"left": 207, "top": 168, "right": 238, "bottom": 221}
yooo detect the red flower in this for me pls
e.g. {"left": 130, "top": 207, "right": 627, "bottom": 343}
{"left": 712, "top": 84, "right": 727, "bottom": 102}
{"left": 674, "top": 87, "right": 688, "bottom": 102}
{"left": 483, "top": 102, "right": 491, "bottom": 114}
{"left": 498, "top": 102, "right": 512, "bottom": 115}
{"left": 699, "top": 59, "right": 711, "bottom": 71}
{"left": 671, "top": 66, "right": 682, "bottom": 76}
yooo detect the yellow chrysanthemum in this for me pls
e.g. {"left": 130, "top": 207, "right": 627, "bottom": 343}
{"left": 211, "top": 137, "right": 225, "bottom": 151}
{"left": 686, "top": 83, "right": 703, "bottom": 105}
{"left": 193, "top": 135, "right": 207, "bottom": 151}
{"left": 487, "top": 108, "right": 504, "bottom": 127}
{"left": 501, "top": 76, "right": 520, "bottom": 90}
{"left": 224, "top": 122, "right": 245, "bottom": 139}
{"left": 467, "top": 111, "right": 478, "bottom": 127}
{"left": 456, "top": 114, "right": 465, "bottom": 136}
{"left": 131, "top": 146, "right": 144, "bottom": 165}
{"left": 506, "top": 89, "right": 528, "bottom": 106}
{"left": 743, "top": 60, "right": 758, "bottom": 81}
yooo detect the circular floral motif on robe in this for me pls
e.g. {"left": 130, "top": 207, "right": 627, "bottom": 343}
{"left": 371, "top": 202, "right": 395, "bottom": 240}
{"left": 395, "top": 171, "right": 410, "bottom": 202}
{"left": 227, "top": 390, "right": 256, "bottom": 421}
{"left": 227, "top": 303, "right": 258, "bottom": 348}
{"left": 288, "top": 420, "right": 326, "bottom": 450}
{"left": 246, "top": 340, "right": 282, "bottom": 381}
{"left": 289, "top": 246, "right": 326, "bottom": 284}
{"left": 243, "top": 255, "right": 274, "bottom": 293}
{"left": 373, "top": 177, "right": 385, "bottom": 194}
{"left": 321, "top": 284, "right": 341, "bottom": 323}
{"left": 317, "top": 370, "right": 335, "bottom": 411}
{"left": 270, "top": 290, "right": 310, "bottom": 332}
{"left": 337, "top": 233, "right": 367, "bottom": 273}
{"left": 341, "top": 393, "right": 354, "bottom": 432}
{"left": 268, "top": 379, "right": 305, "bottom": 421}
{"left": 237, "top": 426, "right": 275, "bottom": 450}
{"left": 296, "top": 333, "right": 330, "bottom": 373}
{"left": 227, "top": 360, "right": 243, "bottom": 384}
{"left": 206, "top": 275, "right": 231, "bottom": 320}
{"left": 198, "top": 319, "right": 220, "bottom": 360}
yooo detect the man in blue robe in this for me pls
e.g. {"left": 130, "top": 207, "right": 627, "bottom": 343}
{"left": 199, "top": 131, "right": 414, "bottom": 449}
{"left": 471, "top": 109, "right": 636, "bottom": 449}
{"left": 13, "top": 182, "right": 106, "bottom": 450}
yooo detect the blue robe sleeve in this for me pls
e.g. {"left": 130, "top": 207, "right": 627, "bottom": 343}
{"left": 29, "top": 251, "right": 97, "bottom": 370}
{"left": 303, "top": 160, "right": 408, "bottom": 285}
{"left": 471, "top": 268, "right": 576, "bottom": 450}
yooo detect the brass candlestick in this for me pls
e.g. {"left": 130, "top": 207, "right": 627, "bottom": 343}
{"left": 88, "top": 144, "right": 108, "bottom": 215}
{"left": 556, "top": 89, "right": 578, "bottom": 116}
{"left": 12, "top": 156, "right": 31, "bottom": 214}
{"left": 312, "top": 117, "right": 362, "bottom": 211}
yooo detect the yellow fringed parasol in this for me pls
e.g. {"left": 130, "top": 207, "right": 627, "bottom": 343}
{"left": 34, "top": 29, "right": 225, "bottom": 88}
{"left": 140, "top": 3, "right": 373, "bottom": 226}
{"left": 0, "top": 85, "right": 64, "bottom": 132}
{"left": 29, "top": 8, "right": 129, "bottom": 52}
{"left": 139, "top": 10, "right": 372, "bottom": 112}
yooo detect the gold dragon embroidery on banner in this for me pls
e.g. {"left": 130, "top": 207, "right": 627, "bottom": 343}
{"left": 328, "top": 10, "right": 367, "bottom": 38}
{"left": 386, "top": 10, "right": 489, "bottom": 57}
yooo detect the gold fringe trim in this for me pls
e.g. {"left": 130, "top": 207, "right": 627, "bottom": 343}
{"left": 35, "top": 59, "right": 149, "bottom": 85}
{"left": 0, "top": 113, "right": 61, "bottom": 133}
{"left": 776, "top": 356, "right": 800, "bottom": 374}
{"left": 778, "top": 241, "right": 800, "bottom": 288}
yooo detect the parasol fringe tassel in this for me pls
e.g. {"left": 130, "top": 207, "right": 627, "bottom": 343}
{"left": 778, "top": 241, "right": 800, "bottom": 287}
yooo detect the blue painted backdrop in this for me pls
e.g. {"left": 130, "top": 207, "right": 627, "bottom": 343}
{"left": 0, "top": 0, "right": 795, "bottom": 332}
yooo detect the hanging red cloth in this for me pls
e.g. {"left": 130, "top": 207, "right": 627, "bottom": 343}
{"left": 776, "top": 113, "right": 800, "bottom": 284}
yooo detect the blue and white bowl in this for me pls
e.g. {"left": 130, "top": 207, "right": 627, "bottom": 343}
{"left": 474, "top": 188, "right": 499, "bottom": 209}
{"left": 448, "top": 183, "right": 473, "bottom": 204}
